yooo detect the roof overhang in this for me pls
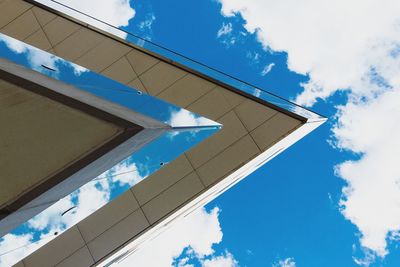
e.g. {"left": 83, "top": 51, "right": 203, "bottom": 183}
{"left": 0, "top": 1, "right": 326, "bottom": 266}
{"left": 0, "top": 33, "right": 220, "bottom": 238}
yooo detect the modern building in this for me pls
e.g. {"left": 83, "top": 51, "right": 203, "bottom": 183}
{"left": 0, "top": 0, "right": 326, "bottom": 266}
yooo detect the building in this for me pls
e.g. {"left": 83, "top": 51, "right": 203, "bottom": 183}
{"left": 0, "top": 0, "right": 326, "bottom": 266}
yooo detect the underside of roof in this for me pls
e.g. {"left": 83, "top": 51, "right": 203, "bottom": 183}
{"left": 0, "top": 1, "right": 326, "bottom": 266}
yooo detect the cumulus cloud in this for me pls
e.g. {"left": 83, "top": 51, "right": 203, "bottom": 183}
{"left": 217, "top": 0, "right": 400, "bottom": 262}
{"left": 218, "top": 0, "right": 400, "bottom": 105}
{"left": 168, "top": 109, "right": 218, "bottom": 128}
{"left": 117, "top": 207, "right": 230, "bottom": 267}
{"left": 98, "top": 160, "right": 144, "bottom": 187}
{"left": 334, "top": 90, "right": 400, "bottom": 256}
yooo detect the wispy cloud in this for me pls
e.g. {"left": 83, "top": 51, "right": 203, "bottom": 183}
{"left": 217, "top": 0, "right": 400, "bottom": 263}
{"left": 138, "top": 13, "right": 156, "bottom": 31}
{"left": 246, "top": 51, "right": 261, "bottom": 65}
{"left": 217, "top": 22, "right": 241, "bottom": 47}
{"left": 261, "top": 63, "right": 275, "bottom": 76}
{"left": 273, "top": 257, "right": 296, "bottom": 267}
{"left": 136, "top": 12, "right": 156, "bottom": 40}
{"left": 217, "top": 22, "right": 233, "bottom": 38}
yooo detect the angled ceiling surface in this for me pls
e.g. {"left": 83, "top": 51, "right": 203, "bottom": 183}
{"left": 0, "top": 32, "right": 220, "bottom": 239}
{"left": 0, "top": 1, "right": 326, "bottom": 266}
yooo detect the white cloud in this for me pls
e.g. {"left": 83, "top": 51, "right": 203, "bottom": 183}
{"left": 35, "top": 0, "right": 135, "bottom": 39}
{"left": 138, "top": 13, "right": 156, "bottom": 31}
{"left": 27, "top": 196, "right": 73, "bottom": 231}
{"left": 117, "top": 207, "right": 228, "bottom": 267}
{"left": 98, "top": 160, "right": 144, "bottom": 187}
{"left": 273, "top": 257, "right": 296, "bottom": 267}
{"left": 70, "top": 62, "right": 89, "bottom": 76}
{"left": 261, "top": 63, "right": 275, "bottom": 76}
{"left": 217, "top": 23, "right": 233, "bottom": 38}
{"left": 0, "top": 181, "right": 111, "bottom": 266}
{"left": 334, "top": 89, "right": 400, "bottom": 256}
{"left": 0, "top": 229, "right": 63, "bottom": 266}
{"left": 217, "top": 22, "right": 240, "bottom": 47}
{"left": 57, "top": 0, "right": 135, "bottom": 28}
{"left": 0, "top": 34, "right": 58, "bottom": 72}
{"left": 218, "top": 0, "right": 400, "bottom": 105}
{"left": 202, "top": 251, "right": 239, "bottom": 267}
{"left": 168, "top": 109, "right": 218, "bottom": 128}
{"left": 0, "top": 34, "right": 88, "bottom": 75}
{"left": 0, "top": 234, "right": 34, "bottom": 267}
{"left": 246, "top": 51, "right": 261, "bottom": 64}
{"left": 0, "top": 158, "right": 144, "bottom": 266}
{"left": 65, "top": 181, "right": 110, "bottom": 226}
{"left": 217, "top": 0, "right": 400, "bottom": 262}
{"left": 134, "top": 12, "right": 157, "bottom": 41}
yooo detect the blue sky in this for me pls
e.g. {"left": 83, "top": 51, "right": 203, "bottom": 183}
{"left": 2, "top": 0, "right": 400, "bottom": 266}
{"left": 117, "top": 1, "right": 400, "bottom": 266}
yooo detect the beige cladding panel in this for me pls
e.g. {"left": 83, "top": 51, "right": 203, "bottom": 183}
{"left": 77, "top": 190, "right": 139, "bottom": 243}
{"left": 139, "top": 61, "right": 186, "bottom": 95}
{"left": 251, "top": 112, "right": 302, "bottom": 150}
{"left": 0, "top": 0, "right": 32, "bottom": 29}
{"left": 87, "top": 209, "right": 149, "bottom": 261}
{"left": 55, "top": 246, "right": 94, "bottom": 267}
{"left": 31, "top": 6, "right": 57, "bottom": 26}
{"left": 42, "top": 16, "right": 81, "bottom": 47}
{"left": 0, "top": 79, "right": 121, "bottom": 207}
{"left": 23, "top": 226, "right": 86, "bottom": 267}
{"left": 76, "top": 38, "right": 132, "bottom": 73}
{"left": 235, "top": 99, "right": 278, "bottom": 131}
{"left": 100, "top": 56, "right": 137, "bottom": 85}
{"left": 53, "top": 27, "right": 105, "bottom": 61}
{"left": 141, "top": 171, "right": 205, "bottom": 224}
{"left": 132, "top": 154, "right": 194, "bottom": 205}
{"left": 157, "top": 73, "right": 216, "bottom": 108}
{"left": 218, "top": 86, "right": 246, "bottom": 108}
{"left": 197, "top": 135, "right": 261, "bottom": 186}
{"left": 186, "top": 87, "right": 236, "bottom": 121}
{"left": 1, "top": 8, "right": 40, "bottom": 40}
{"left": 24, "top": 29, "right": 52, "bottom": 51}
{"left": 125, "top": 48, "right": 159, "bottom": 76}
{"left": 186, "top": 110, "right": 248, "bottom": 169}
{"left": 128, "top": 78, "right": 148, "bottom": 93}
